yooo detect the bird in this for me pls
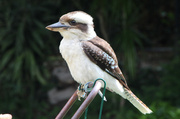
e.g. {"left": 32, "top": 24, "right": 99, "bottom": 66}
{"left": 46, "top": 11, "right": 152, "bottom": 114}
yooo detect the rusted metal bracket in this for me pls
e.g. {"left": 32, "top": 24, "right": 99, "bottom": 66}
{"left": 55, "top": 79, "right": 106, "bottom": 119}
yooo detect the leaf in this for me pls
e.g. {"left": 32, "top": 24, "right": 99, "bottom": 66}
{"left": 25, "top": 50, "right": 36, "bottom": 77}
{"left": 32, "top": 30, "right": 44, "bottom": 49}
{"left": 0, "top": 49, "right": 14, "bottom": 70}
{"left": 13, "top": 53, "right": 24, "bottom": 80}
{"left": 35, "top": 68, "right": 46, "bottom": 85}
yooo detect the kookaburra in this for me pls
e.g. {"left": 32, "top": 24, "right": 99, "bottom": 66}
{"left": 46, "top": 11, "right": 152, "bottom": 114}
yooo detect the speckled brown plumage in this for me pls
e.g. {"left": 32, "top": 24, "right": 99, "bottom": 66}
{"left": 82, "top": 36, "right": 129, "bottom": 89}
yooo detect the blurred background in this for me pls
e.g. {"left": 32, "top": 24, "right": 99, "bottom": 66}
{"left": 0, "top": 0, "right": 180, "bottom": 118}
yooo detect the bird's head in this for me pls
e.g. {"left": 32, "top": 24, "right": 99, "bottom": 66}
{"left": 46, "top": 11, "right": 96, "bottom": 40}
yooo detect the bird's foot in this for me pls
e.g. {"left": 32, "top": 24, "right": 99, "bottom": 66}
{"left": 77, "top": 82, "right": 107, "bottom": 101}
{"left": 77, "top": 82, "right": 93, "bottom": 101}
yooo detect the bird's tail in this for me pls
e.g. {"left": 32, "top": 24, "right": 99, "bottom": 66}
{"left": 123, "top": 88, "right": 152, "bottom": 114}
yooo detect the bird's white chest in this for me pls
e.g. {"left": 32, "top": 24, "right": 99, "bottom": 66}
{"left": 59, "top": 39, "right": 101, "bottom": 84}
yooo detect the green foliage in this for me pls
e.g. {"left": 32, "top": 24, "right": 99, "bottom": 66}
{"left": 158, "top": 56, "right": 180, "bottom": 105}
{"left": 138, "top": 102, "right": 180, "bottom": 119}
{"left": 0, "top": 0, "right": 55, "bottom": 118}
{"left": 0, "top": 0, "right": 51, "bottom": 85}
{"left": 117, "top": 101, "right": 180, "bottom": 119}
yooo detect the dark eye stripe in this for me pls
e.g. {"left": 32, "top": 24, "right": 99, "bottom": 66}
{"left": 76, "top": 23, "right": 87, "bottom": 32}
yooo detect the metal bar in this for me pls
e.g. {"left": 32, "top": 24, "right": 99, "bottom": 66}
{"left": 72, "top": 81, "right": 102, "bottom": 119}
{"left": 55, "top": 90, "right": 78, "bottom": 119}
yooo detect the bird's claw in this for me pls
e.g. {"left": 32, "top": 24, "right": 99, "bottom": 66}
{"left": 77, "top": 84, "right": 88, "bottom": 101}
{"left": 77, "top": 82, "right": 107, "bottom": 101}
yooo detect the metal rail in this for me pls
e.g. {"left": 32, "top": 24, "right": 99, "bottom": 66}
{"left": 55, "top": 79, "right": 106, "bottom": 119}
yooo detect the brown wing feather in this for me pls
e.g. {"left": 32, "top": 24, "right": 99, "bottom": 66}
{"left": 81, "top": 36, "right": 129, "bottom": 89}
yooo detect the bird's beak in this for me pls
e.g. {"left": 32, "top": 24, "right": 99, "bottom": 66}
{"left": 46, "top": 22, "right": 69, "bottom": 32}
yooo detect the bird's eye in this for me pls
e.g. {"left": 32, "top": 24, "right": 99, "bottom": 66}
{"left": 69, "top": 20, "right": 76, "bottom": 25}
